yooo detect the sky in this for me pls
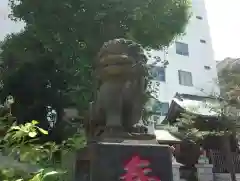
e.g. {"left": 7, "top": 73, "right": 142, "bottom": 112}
{"left": 205, "top": 0, "right": 240, "bottom": 60}
{"left": 0, "top": 0, "right": 240, "bottom": 61}
{"left": 0, "top": 0, "right": 25, "bottom": 40}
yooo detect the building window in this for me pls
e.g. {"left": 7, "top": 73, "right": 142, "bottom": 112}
{"left": 200, "top": 39, "right": 206, "bottom": 43}
{"left": 204, "top": 66, "right": 211, "bottom": 70}
{"left": 196, "top": 16, "right": 203, "bottom": 20}
{"left": 152, "top": 102, "right": 169, "bottom": 116}
{"left": 150, "top": 66, "right": 166, "bottom": 82}
{"left": 178, "top": 70, "right": 193, "bottom": 86}
{"left": 175, "top": 42, "right": 189, "bottom": 56}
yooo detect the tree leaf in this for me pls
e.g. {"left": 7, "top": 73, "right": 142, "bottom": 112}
{"left": 28, "top": 131, "right": 37, "bottom": 137}
{"left": 9, "top": 125, "right": 20, "bottom": 131}
{"left": 37, "top": 127, "right": 48, "bottom": 135}
{"left": 29, "top": 172, "right": 42, "bottom": 181}
{"left": 43, "top": 170, "right": 62, "bottom": 178}
{"left": 32, "top": 120, "right": 39, "bottom": 125}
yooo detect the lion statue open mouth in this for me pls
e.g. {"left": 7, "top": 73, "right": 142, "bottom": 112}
{"left": 86, "top": 38, "right": 151, "bottom": 139}
{"left": 96, "top": 39, "right": 147, "bottom": 80}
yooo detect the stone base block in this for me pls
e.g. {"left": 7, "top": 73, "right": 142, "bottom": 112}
{"left": 91, "top": 141, "right": 173, "bottom": 181}
{"left": 195, "top": 164, "right": 213, "bottom": 181}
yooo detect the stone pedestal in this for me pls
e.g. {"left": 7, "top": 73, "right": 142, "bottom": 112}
{"left": 195, "top": 164, "right": 213, "bottom": 181}
{"left": 91, "top": 140, "right": 173, "bottom": 181}
{"left": 172, "top": 161, "right": 182, "bottom": 181}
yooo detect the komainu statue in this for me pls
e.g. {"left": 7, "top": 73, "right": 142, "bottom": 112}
{"left": 86, "top": 39, "right": 151, "bottom": 139}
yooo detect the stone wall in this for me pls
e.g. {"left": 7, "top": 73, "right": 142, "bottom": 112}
{"left": 214, "top": 173, "right": 231, "bottom": 181}
{"left": 195, "top": 164, "right": 240, "bottom": 181}
{"left": 214, "top": 173, "right": 240, "bottom": 181}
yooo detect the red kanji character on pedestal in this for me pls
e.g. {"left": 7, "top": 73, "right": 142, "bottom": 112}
{"left": 120, "top": 155, "right": 161, "bottom": 181}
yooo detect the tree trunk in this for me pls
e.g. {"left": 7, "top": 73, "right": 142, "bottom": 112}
{"left": 221, "top": 135, "right": 236, "bottom": 181}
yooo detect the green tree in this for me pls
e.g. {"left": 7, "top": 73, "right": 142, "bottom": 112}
{"left": 165, "top": 111, "right": 237, "bottom": 181}
{"left": 0, "top": 98, "right": 85, "bottom": 181}
{"left": 217, "top": 61, "right": 240, "bottom": 181}
{"left": 0, "top": 0, "right": 191, "bottom": 139}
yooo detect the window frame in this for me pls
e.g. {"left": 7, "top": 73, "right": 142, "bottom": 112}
{"left": 204, "top": 66, "right": 211, "bottom": 70}
{"left": 152, "top": 102, "right": 169, "bottom": 116}
{"left": 150, "top": 66, "right": 166, "bottom": 82}
{"left": 175, "top": 42, "right": 189, "bottom": 56}
{"left": 178, "top": 70, "right": 193, "bottom": 86}
{"left": 196, "top": 16, "right": 203, "bottom": 20}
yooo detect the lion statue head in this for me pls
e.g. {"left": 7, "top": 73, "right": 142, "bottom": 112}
{"left": 96, "top": 38, "right": 147, "bottom": 81}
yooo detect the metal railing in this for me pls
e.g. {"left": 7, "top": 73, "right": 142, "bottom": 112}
{"left": 209, "top": 150, "right": 240, "bottom": 173}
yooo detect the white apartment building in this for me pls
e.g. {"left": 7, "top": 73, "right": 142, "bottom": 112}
{"left": 147, "top": 0, "right": 220, "bottom": 127}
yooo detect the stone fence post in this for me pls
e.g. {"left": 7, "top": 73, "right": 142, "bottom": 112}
{"left": 195, "top": 164, "right": 213, "bottom": 181}
{"left": 172, "top": 155, "right": 182, "bottom": 181}
{"left": 172, "top": 162, "right": 182, "bottom": 181}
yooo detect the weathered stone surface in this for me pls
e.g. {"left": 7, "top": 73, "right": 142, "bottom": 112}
{"left": 87, "top": 38, "right": 149, "bottom": 138}
{"left": 195, "top": 164, "right": 213, "bottom": 181}
{"left": 91, "top": 141, "right": 173, "bottom": 181}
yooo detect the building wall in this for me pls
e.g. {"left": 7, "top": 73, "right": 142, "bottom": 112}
{"left": 147, "top": 0, "right": 220, "bottom": 127}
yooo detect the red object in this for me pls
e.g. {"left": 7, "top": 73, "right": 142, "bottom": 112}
{"left": 120, "top": 155, "right": 161, "bottom": 181}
